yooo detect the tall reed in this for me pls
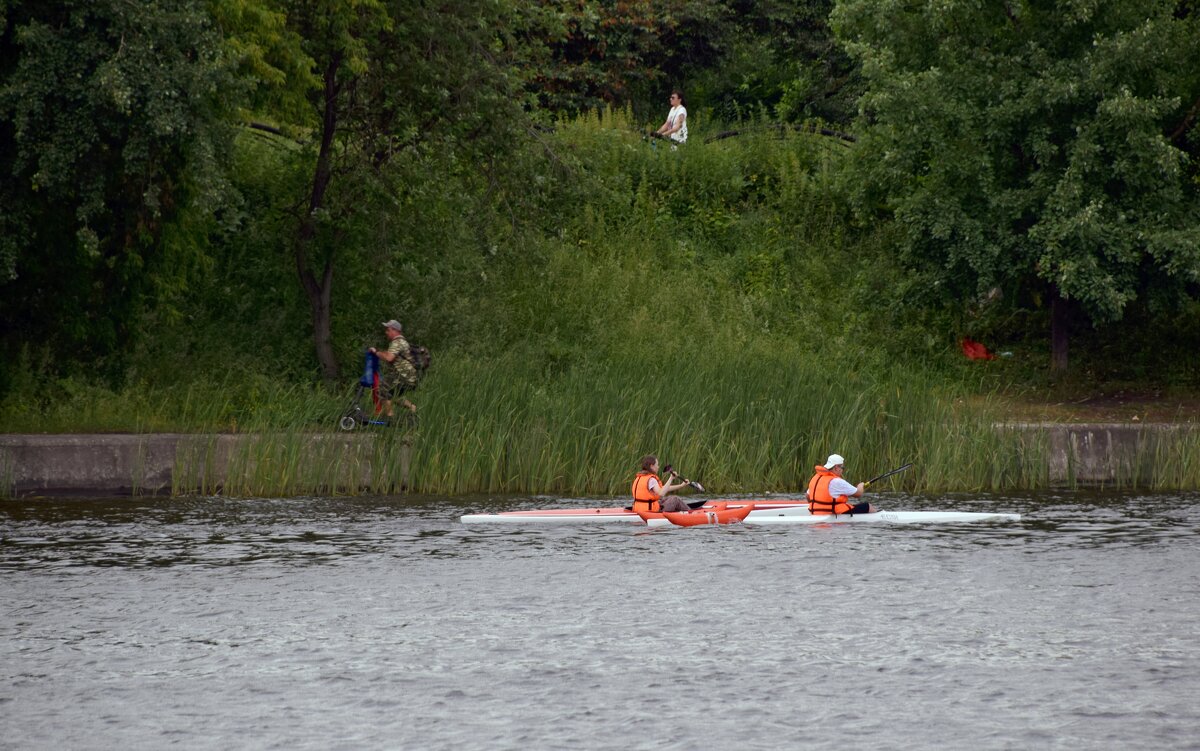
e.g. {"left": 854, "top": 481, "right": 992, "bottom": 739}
{"left": 399, "top": 347, "right": 1036, "bottom": 495}
{"left": 9, "top": 347, "right": 1199, "bottom": 496}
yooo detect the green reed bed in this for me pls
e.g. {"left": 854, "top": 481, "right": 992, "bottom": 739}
{"left": 10, "top": 350, "right": 1199, "bottom": 496}
{"left": 400, "top": 348, "right": 1032, "bottom": 496}
{"left": 171, "top": 428, "right": 405, "bottom": 497}
{"left": 1163, "top": 428, "right": 1200, "bottom": 489}
{"left": 165, "top": 382, "right": 415, "bottom": 496}
{"left": 154, "top": 348, "right": 1051, "bottom": 497}
{"left": 151, "top": 354, "right": 1195, "bottom": 498}
{"left": 1137, "top": 425, "right": 1200, "bottom": 491}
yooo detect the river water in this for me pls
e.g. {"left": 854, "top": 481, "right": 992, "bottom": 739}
{"left": 2, "top": 491, "right": 1198, "bottom": 750}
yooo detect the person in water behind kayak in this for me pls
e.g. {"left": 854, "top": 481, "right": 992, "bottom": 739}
{"left": 806, "top": 453, "right": 878, "bottom": 515}
{"left": 631, "top": 455, "right": 692, "bottom": 513}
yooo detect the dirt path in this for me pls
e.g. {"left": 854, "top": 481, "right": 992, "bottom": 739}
{"left": 1001, "top": 390, "right": 1200, "bottom": 423}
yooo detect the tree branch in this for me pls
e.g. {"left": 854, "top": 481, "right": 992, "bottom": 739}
{"left": 247, "top": 121, "right": 286, "bottom": 137}
{"left": 704, "top": 123, "right": 857, "bottom": 144}
{"left": 1169, "top": 96, "right": 1200, "bottom": 144}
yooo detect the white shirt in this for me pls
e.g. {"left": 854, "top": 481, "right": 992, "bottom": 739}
{"left": 828, "top": 477, "right": 858, "bottom": 498}
{"left": 646, "top": 476, "right": 663, "bottom": 498}
{"left": 666, "top": 105, "right": 688, "bottom": 143}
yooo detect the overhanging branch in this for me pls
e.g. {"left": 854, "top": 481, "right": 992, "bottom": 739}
{"left": 704, "top": 123, "right": 857, "bottom": 145}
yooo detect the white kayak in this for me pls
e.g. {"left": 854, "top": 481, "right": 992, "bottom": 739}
{"left": 649, "top": 509, "right": 1022, "bottom": 527}
{"left": 460, "top": 502, "right": 1019, "bottom": 526}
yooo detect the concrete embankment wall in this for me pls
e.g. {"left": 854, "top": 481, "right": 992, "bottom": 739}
{"left": 1, "top": 433, "right": 410, "bottom": 497}
{"left": 1001, "top": 422, "right": 1197, "bottom": 487}
{"left": 1, "top": 424, "right": 1196, "bottom": 497}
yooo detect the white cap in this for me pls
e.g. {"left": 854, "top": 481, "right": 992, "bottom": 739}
{"left": 824, "top": 454, "right": 845, "bottom": 469}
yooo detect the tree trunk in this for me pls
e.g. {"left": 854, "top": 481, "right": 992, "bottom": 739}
{"left": 298, "top": 258, "right": 337, "bottom": 383}
{"left": 295, "top": 54, "right": 344, "bottom": 384}
{"left": 1050, "top": 288, "right": 1069, "bottom": 373}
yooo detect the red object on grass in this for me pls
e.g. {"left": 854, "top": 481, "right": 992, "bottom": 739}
{"left": 960, "top": 338, "right": 996, "bottom": 361}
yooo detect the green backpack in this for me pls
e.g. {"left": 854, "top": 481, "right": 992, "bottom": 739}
{"left": 407, "top": 344, "right": 431, "bottom": 378}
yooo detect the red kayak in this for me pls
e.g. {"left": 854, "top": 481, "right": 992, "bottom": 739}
{"left": 461, "top": 500, "right": 806, "bottom": 524}
{"left": 636, "top": 502, "right": 755, "bottom": 527}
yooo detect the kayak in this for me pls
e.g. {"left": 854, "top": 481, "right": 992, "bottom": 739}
{"left": 459, "top": 500, "right": 807, "bottom": 525}
{"left": 460, "top": 507, "right": 642, "bottom": 524}
{"left": 637, "top": 502, "right": 754, "bottom": 527}
{"left": 644, "top": 508, "right": 1022, "bottom": 528}
{"left": 460, "top": 501, "right": 1020, "bottom": 526}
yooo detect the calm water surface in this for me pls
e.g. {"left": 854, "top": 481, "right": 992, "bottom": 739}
{"left": 2, "top": 491, "right": 1198, "bottom": 750}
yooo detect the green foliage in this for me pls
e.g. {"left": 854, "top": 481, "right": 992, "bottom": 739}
{"left": 7, "top": 0, "right": 1200, "bottom": 501}
{"left": 834, "top": 0, "right": 1200, "bottom": 327}
{"left": 209, "top": 0, "right": 316, "bottom": 129}
{"left": 519, "top": 1, "right": 863, "bottom": 127}
{"left": 680, "top": 0, "right": 863, "bottom": 126}
{"left": 0, "top": 348, "right": 336, "bottom": 434}
{"left": 427, "top": 112, "right": 877, "bottom": 361}
{"left": 105, "top": 108, "right": 945, "bottom": 400}
{"left": 131, "top": 129, "right": 319, "bottom": 381}
{"left": 231, "top": 0, "right": 540, "bottom": 380}
{"left": 520, "top": 0, "right": 684, "bottom": 114}
{"left": 0, "top": 0, "right": 236, "bottom": 387}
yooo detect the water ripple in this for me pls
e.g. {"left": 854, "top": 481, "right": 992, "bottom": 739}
{"left": 2, "top": 491, "right": 1198, "bottom": 750}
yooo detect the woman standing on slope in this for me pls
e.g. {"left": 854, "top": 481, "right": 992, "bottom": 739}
{"left": 655, "top": 90, "right": 688, "bottom": 145}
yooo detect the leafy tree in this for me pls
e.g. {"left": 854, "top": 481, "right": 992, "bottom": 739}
{"left": 522, "top": 0, "right": 686, "bottom": 115}
{"left": 227, "top": 0, "right": 532, "bottom": 382}
{"left": 523, "top": 1, "right": 862, "bottom": 127}
{"left": 0, "top": 0, "right": 235, "bottom": 387}
{"left": 209, "top": 0, "right": 315, "bottom": 129}
{"left": 676, "top": 0, "right": 862, "bottom": 126}
{"left": 834, "top": 0, "right": 1200, "bottom": 370}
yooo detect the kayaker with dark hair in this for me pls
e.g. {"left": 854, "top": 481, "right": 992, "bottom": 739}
{"left": 632, "top": 455, "right": 692, "bottom": 513}
{"left": 806, "top": 454, "right": 878, "bottom": 516}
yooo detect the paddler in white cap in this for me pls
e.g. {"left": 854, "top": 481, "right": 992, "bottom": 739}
{"left": 805, "top": 453, "right": 877, "bottom": 516}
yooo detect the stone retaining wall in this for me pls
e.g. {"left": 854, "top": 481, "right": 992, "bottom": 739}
{"left": 1, "top": 433, "right": 410, "bottom": 497}
{"left": 1003, "top": 422, "right": 1194, "bottom": 484}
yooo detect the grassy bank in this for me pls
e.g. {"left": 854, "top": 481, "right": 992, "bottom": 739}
{"left": 4, "top": 114, "right": 1199, "bottom": 495}
{"left": 0, "top": 348, "right": 1035, "bottom": 495}
{"left": 9, "top": 345, "right": 1200, "bottom": 495}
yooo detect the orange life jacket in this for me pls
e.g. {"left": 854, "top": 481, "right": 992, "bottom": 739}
{"left": 807, "top": 465, "right": 854, "bottom": 515}
{"left": 631, "top": 471, "right": 662, "bottom": 513}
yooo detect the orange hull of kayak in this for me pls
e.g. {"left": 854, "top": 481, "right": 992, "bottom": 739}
{"left": 637, "top": 502, "right": 754, "bottom": 527}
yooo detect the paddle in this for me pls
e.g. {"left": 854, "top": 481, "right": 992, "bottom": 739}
{"left": 863, "top": 462, "right": 913, "bottom": 487}
{"left": 663, "top": 465, "right": 705, "bottom": 492}
{"left": 662, "top": 464, "right": 708, "bottom": 509}
{"left": 622, "top": 464, "right": 708, "bottom": 511}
